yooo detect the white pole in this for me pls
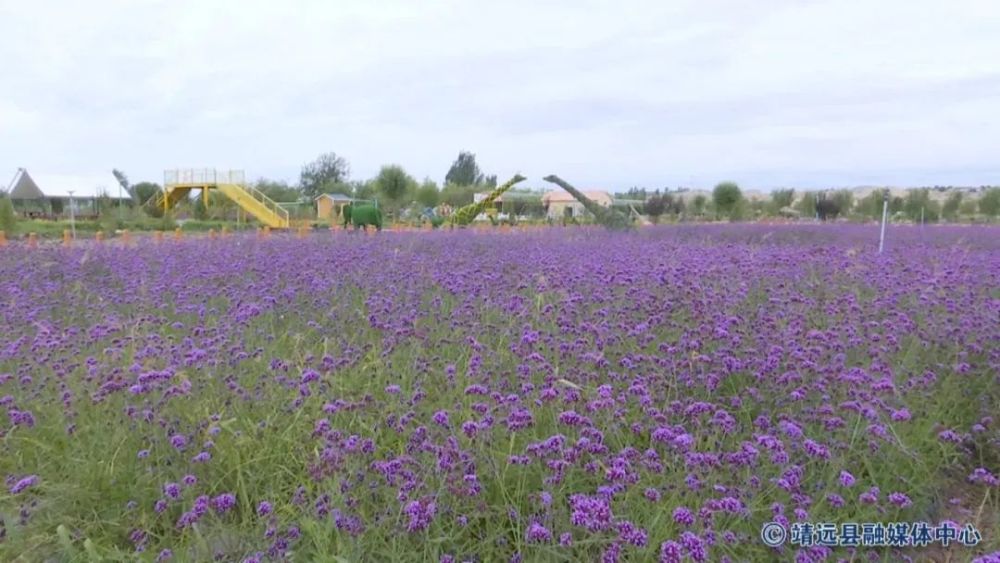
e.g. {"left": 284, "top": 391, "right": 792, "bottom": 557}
{"left": 878, "top": 190, "right": 888, "bottom": 254}
{"left": 68, "top": 190, "right": 77, "bottom": 239}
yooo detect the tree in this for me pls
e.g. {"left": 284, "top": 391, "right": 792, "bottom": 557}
{"left": 979, "top": 187, "right": 1000, "bottom": 218}
{"left": 829, "top": 190, "right": 853, "bottom": 216}
{"left": 440, "top": 184, "right": 477, "bottom": 207}
{"left": 445, "top": 151, "right": 485, "bottom": 186}
{"left": 132, "top": 182, "right": 162, "bottom": 206}
{"left": 903, "top": 188, "right": 940, "bottom": 223}
{"left": 942, "top": 191, "right": 963, "bottom": 221}
{"left": 691, "top": 194, "right": 707, "bottom": 216}
{"left": 815, "top": 196, "right": 840, "bottom": 221}
{"left": 806, "top": 190, "right": 851, "bottom": 221}
{"left": 0, "top": 194, "right": 16, "bottom": 236}
{"left": 375, "top": 165, "right": 415, "bottom": 208}
{"left": 889, "top": 196, "right": 905, "bottom": 215}
{"left": 960, "top": 199, "right": 978, "bottom": 216}
{"left": 300, "top": 152, "right": 350, "bottom": 199}
{"left": 796, "top": 192, "right": 818, "bottom": 217}
{"left": 415, "top": 179, "right": 440, "bottom": 208}
{"left": 645, "top": 195, "right": 665, "bottom": 223}
{"left": 662, "top": 193, "right": 685, "bottom": 216}
{"left": 712, "top": 182, "right": 742, "bottom": 220}
{"left": 193, "top": 196, "right": 209, "bottom": 220}
{"left": 616, "top": 187, "right": 649, "bottom": 200}
{"left": 317, "top": 181, "right": 352, "bottom": 198}
{"left": 671, "top": 196, "right": 686, "bottom": 216}
{"left": 770, "top": 189, "right": 795, "bottom": 214}
{"left": 856, "top": 190, "right": 885, "bottom": 220}
{"left": 350, "top": 180, "right": 377, "bottom": 202}
{"left": 254, "top": 179, "right": 300, "bottom": 202}
{"left": 96, "top": 190, "right": 115, "bottom": 217}
{"left": 502, "top": 192, "right": 544, "bottom": 217}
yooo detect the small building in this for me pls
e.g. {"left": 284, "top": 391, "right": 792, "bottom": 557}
{"left": 5, "top": 168, "right": 131, "bottom": 218}
{"left": 315, "top": 193, "right": 354, "bottom": 220}
{"left": 541, "top": 189, "right": 613, "bottom": 219}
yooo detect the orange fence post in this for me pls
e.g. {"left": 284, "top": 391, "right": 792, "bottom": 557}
{"left": 0, "top": 231, "right": 6, "bottom": 246}
{"left": 209, "top": 228, "right": 217, "bottom": 240}
{"left": 28, "top": 232, "right": 38, "bottom": 248}
{"left": 63, "top": 229, "right": 72, "bottom": 246}
{"left": 154, "top": 231, "right": 163, "bottom": 244}
{"left": 95, "top": 231, "right": 104, "bottom": 243}
{"left": 174, "top": 227, "right": 182, "bottom": 240}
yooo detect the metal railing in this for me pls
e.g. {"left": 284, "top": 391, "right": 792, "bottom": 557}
{"left": 240, "top": 182, "right": 289, "bottom": 226}
{"left": 164, "top": 169, "right": 246, "bottom": 186}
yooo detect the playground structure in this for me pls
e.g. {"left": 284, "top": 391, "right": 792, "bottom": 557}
{"left": 155, "top": 169, "right": 290, "bottom": 229}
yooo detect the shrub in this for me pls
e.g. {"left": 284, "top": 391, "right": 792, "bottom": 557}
{"left": 0, "top": 195, "right": 16, "bottom": 236}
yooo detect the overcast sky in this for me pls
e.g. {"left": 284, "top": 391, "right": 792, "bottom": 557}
{"left": 2, "top": 0, "right": 999, "bottom": 191}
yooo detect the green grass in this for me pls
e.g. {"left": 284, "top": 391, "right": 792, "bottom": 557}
{"left": 9, "top": 218, "right": 261, "bottom": 238}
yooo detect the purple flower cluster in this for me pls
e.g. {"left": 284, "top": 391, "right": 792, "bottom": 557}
{"left": 9, "top": 474, "right": 38, "bottom": 494}
{"left": 404, "top": 497, "right": 437, "bottom": 533}
{"left": 1, "top": 224, "right": 998, "bottom": 560}
{"left": 569, "top": 494, "right": 613, "bottom": 532}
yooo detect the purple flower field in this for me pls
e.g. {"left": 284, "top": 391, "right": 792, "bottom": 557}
{"left": 1, "top": 224, "right": 998, "bottom": 562}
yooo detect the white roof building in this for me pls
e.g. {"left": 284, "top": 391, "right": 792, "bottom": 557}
{"left": 6, "top": 168, "right": 132, "bottom": 200}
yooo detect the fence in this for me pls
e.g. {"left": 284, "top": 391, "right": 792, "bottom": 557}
{"left": 164, "top": 169, "right": 247, "bottom": 186}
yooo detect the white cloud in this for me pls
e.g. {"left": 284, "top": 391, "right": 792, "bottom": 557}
{"left": 2, "top": 0, "right": 998, "bottom": 190}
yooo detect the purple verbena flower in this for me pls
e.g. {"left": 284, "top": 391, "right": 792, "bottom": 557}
{"left": 9, "top": 475, "right": 38, "bottom": 494}
{"left": 163, "top": 482, "right": 181, "bottom": 499}
{"left": 169, "top": 434, "right": 187, "bottom": 450}
{"left": 673, "top": 506, "right": 695, "bottom": 526}
{"left": 838, "top": 470, "right": 855, "bottom": 488}
{"left": 569, "top": 494, "right": 613, "bottom": 531}
{"left": 212, "top": 493, "right": 237, "bottom": 514}
{"left": 526, "top": 522, "right": 553, "bottom": 543}
{"left": 888, "top": 492, "right": 912, "bottom": 507}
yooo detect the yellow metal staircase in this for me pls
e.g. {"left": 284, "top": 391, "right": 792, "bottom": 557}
{"left": 155, "top": 169, "right": 290, "bottom": 229}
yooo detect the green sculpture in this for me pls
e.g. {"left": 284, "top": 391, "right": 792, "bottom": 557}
{"left": 449, "top": 174, "right": 527, "bottom": 226}
{"left": 342, "top": 203, "right": 383, "bottom": 232}
{"left": 542, "top": 175, "right": 632, "bottom": 230}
